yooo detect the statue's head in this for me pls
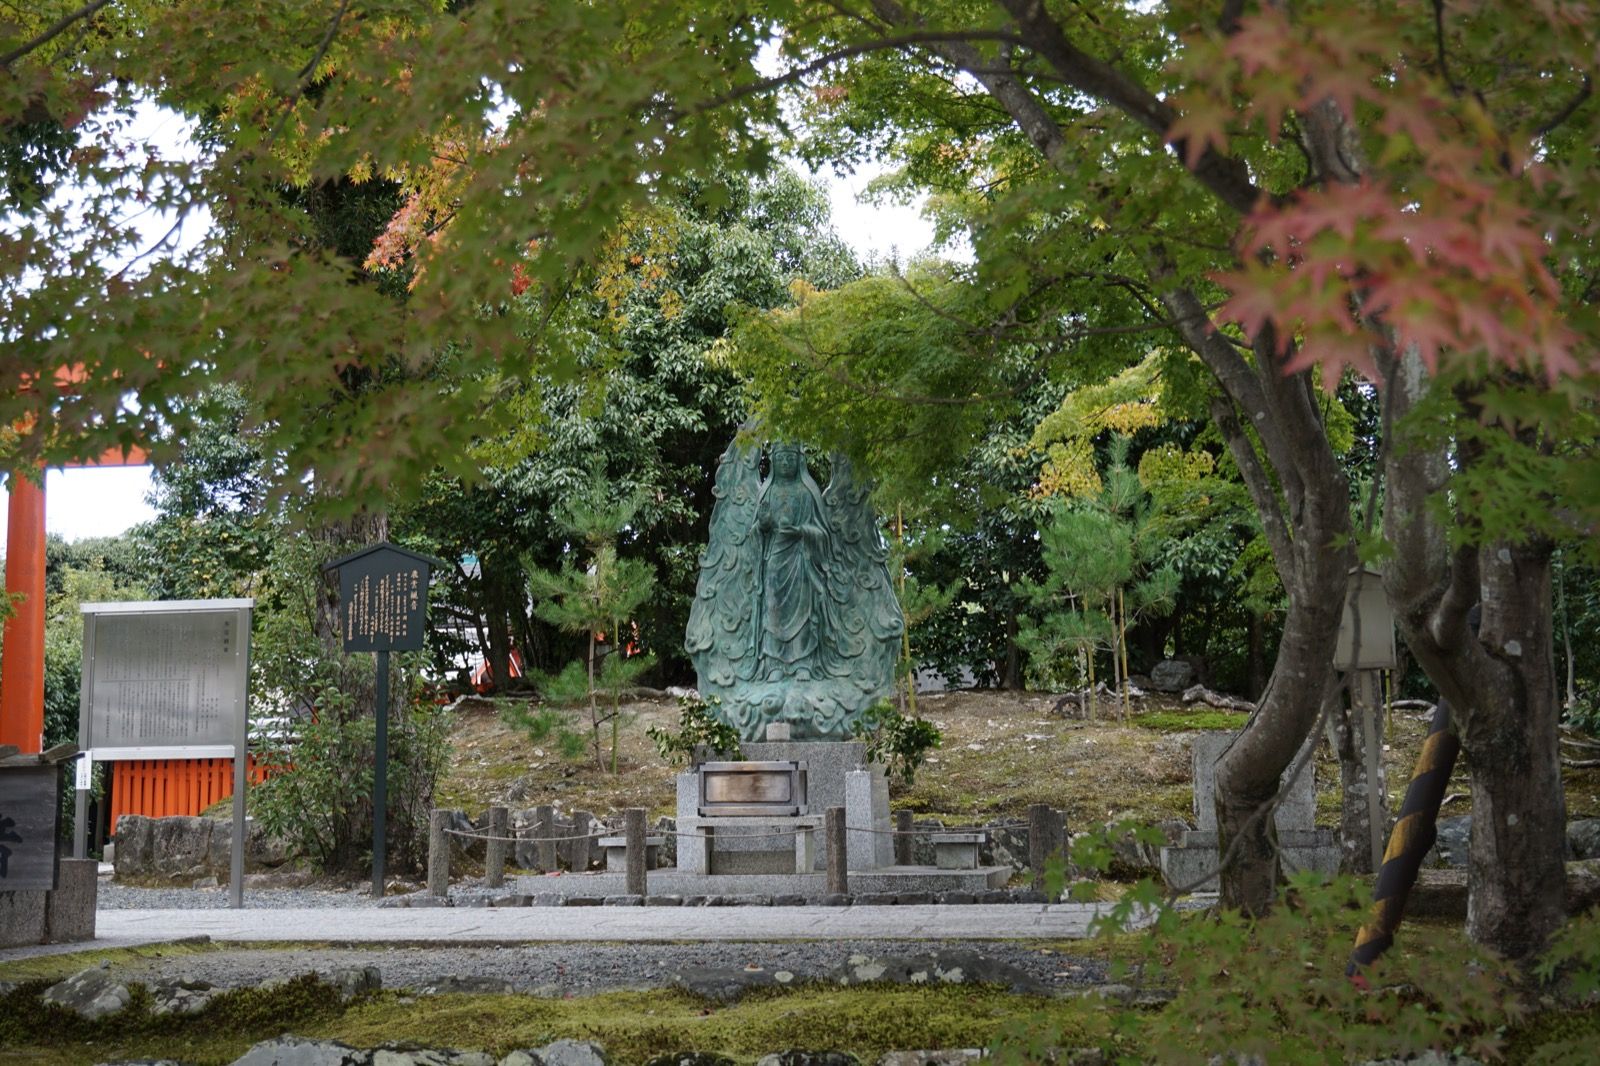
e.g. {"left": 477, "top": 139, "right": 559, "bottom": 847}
{"left": 769, "top": 443, "right": 804, "bottom": 481}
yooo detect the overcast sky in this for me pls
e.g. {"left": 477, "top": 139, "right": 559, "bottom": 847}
{"left": 1, "top": 160, "right": 936, "bottom": 553}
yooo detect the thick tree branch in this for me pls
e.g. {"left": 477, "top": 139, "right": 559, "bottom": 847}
{"left": 995, "top": 0, "right": 1266, "bottom": 215}
{"left": 1208, "top": 395, "right": 1294, "bottom": 589}
{"left": 0, "top": 0, "right": 113, "bottom": 69}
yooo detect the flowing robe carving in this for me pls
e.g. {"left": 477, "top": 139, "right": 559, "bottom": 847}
{"left": 685, "top": 436, "right": 904, "bottom": 741}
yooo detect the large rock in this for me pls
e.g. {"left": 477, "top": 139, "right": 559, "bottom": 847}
{"left": 1568, "top": 818, "right": 1600, "bottom": 860}
{"left": 1149, "top": 660, "right": 1196, "bottom": 693}
{"left": 669, "top": 965, "right": 799, "bottom": 1003}
{"left": 1429, "top": 815, "right": 1471, "bottom": 868}
{"left": 114, "top": 814, "right": 290, "bottom": 883}
{"left": 755, "top": 1054, "right": 860, "bottom": 1066}
{"left": 229, "top": 1037, "right": 367, "bottom": 1065}
{"left": 229, "top": 1037, "right": 502, "bottom": 1066}
{"left": 533, "top": 1042, "right": 608, "bottom": 1066}
{"left": 1568, "top": 859, "right": 1600, "bottom": 915}
{"left": 151, "top": 975, "right": 218, "bottom": 1016}
{"left": 834, "top": 950, "right": 1045, "bottom": 995}
{"left": 41, "top": 965, "right": 133, "bottom": 1021}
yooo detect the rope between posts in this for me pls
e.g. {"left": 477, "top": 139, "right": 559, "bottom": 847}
{"left": 445, "top": 818, "right": 1016, "bottom": 845}
{"left": 444, "top": 827, "right": 612, "bottom": 844}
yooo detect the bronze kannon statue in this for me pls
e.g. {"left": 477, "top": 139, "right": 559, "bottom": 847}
{"left": 684, "top": 435, "right": 904, "bottom": 740}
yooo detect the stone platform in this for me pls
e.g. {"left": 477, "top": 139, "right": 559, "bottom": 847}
{"left": 515, "top": 864, "right": 1011, "bottom": 899}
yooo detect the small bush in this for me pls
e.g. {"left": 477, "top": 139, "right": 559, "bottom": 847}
{"left": 648, "top": 694, "right": 742, "bottom": 765}
{"left": 852, "top": 699, "right": 943, "bottom": 785}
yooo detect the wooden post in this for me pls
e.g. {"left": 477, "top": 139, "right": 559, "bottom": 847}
{"left": 894, "top": 809, "right": 913, "bottom": 866}
{"left": 570, "top": 810, "right": 594, "bottom": 872}
{"left": 624, "top": 807, "right": 647, "bottom": 897}
{"left": 826, "top": 806, "right": 848, "bottom": 895}
{"left": 535, "top": 803, "right": 557, "bottom": 872}
{"left": 485, "top": 805, "right": 509, "bottom": 888}
{"left": 0, "top": 470, "right": 45, "bottom": 754}
{"left": 428, "top": 808, "right": 450, "bottom": 898}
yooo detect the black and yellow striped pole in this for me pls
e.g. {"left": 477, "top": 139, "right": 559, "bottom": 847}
{"left": 1348, "top": 698, "right": 1461, "bottom": 979}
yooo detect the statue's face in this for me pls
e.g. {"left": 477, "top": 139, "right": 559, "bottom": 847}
{"left": 772, "top": 449, "right": 800, "bottom": 479}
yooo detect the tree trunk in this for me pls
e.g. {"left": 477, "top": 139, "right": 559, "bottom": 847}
{"left": 1213, "top": 589, "right": 1345, "bottom": 914}
{"left": 1381, "top": 347, "right": 1567, "bottom": 957}
{"left": 1330, "top": 670, "right": 1387, "bottom": 874}
{"left": 481, "top": 563, "right": 518, "bottom": 692}
{"left": 1457, "top": 544, "right": 1565, "bottom": 956}
{"left": 1246, "top": 614, "right": 1267, "bottom": 702}
{"left": 1001, "top": 608, "right": 1023, "bottom": 690}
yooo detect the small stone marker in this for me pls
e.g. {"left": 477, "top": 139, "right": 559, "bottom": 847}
{"left": 1160, "top": 731, "right": 1337, "bottom": 892}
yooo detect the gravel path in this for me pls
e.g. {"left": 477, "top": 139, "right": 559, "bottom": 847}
{"left": 98, "top": 880, "right": 387, "bottom": 909}
{"left": 92, "top": 939, "right": 1110, "bottom": 996}
{"left": 88, "top": 881, "right": 1112, "bottom": 996}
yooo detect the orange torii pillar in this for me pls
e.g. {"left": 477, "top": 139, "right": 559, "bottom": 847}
{"left": 1, "top": 445, "right": 148, "bottom": 754}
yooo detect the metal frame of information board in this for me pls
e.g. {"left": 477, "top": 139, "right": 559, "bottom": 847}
{"left": 76, "top": 598, "right": 253, "bottom": 908}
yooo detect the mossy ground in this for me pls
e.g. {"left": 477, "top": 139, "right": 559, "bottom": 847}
{"left": 6, "top": 956, "right": 1596, "bottom": 1066}
{"left": 0, "top": 976, "right": 1105, "bottom": 1066}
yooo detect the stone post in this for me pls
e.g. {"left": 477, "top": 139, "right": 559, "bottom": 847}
{"left": 535, "top": 803, "right": 557, "bottom": 873}
{"left": 624, "top": 807, "right": 647, "bottom": 897}
{"left": 1029, "top": 803, "right": 1052, "bottom": 892}
{"left": 428, "top": 809, "right": 450, "bottom": 898}
{"left": 894, "top": 809, "right": 913, "bottom": 866}
{"left": 485, "top": 806, "right": 509, "bottom": 889}
{"left": 826, "top": 806, "right": 848, "bottom": 895}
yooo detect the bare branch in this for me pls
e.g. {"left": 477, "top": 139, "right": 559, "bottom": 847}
{"left": 678, "top": 29, "right": 1027, "bottom": 118}
{"left": 268, "top": 0, "right": 352, "bottom": 146}
{"left": 1431, "top": 0, "right": 1465, "bottom": 97}
{"left": 0, "top": 0, "right": 113, "bottom": 69}
{"left": 297, "top": 0, "right": 351, "bottom": 82}
{"left": 1534, "top": 72, "right": 1593, "bottom": 139}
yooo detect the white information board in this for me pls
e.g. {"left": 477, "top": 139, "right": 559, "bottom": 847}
{"left": 79, "top": 599, "right": 252, "bottom": 759}
{"left": 77, "top": 598, "right": 254, "bottom": 908}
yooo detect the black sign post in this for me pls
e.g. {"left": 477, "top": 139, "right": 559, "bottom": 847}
{"left": 323, "top": 543, "right": 442, "bottom": 897}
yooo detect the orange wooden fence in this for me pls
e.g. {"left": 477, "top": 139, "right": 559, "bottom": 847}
{"left": 108, "top": 758, "right": 268, "bottom": 834}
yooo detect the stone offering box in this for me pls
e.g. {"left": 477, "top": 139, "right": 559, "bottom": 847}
{"left": 598, "top": 835, "right": 664, "bottom": 872}
{"left": 931, "top": 831, "right": 986, "bottom": 870}
{"left": 697, "top": 760, "right": 808, "bottom": 817}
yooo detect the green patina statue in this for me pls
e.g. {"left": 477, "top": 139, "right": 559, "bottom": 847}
{"left": 685, "top": 436, "right": 904, "bottom": 740}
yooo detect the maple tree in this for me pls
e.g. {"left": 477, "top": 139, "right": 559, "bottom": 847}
{"left": 5, "top": 0, "right": 1598, "bottom": 957}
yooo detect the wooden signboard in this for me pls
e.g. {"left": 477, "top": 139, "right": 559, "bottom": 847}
{"left": 326, "top": 543, "right": 440, "bottom": 653}
{"left": 0, "top": 764, "right": 60, "bottom": 892}
{"left": 322, "top": 542, "right": 443, "bottom": 897}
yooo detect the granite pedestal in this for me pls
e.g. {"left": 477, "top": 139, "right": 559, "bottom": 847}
{"left": 675, "top": 740, "right": 892, "bottom": 874}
